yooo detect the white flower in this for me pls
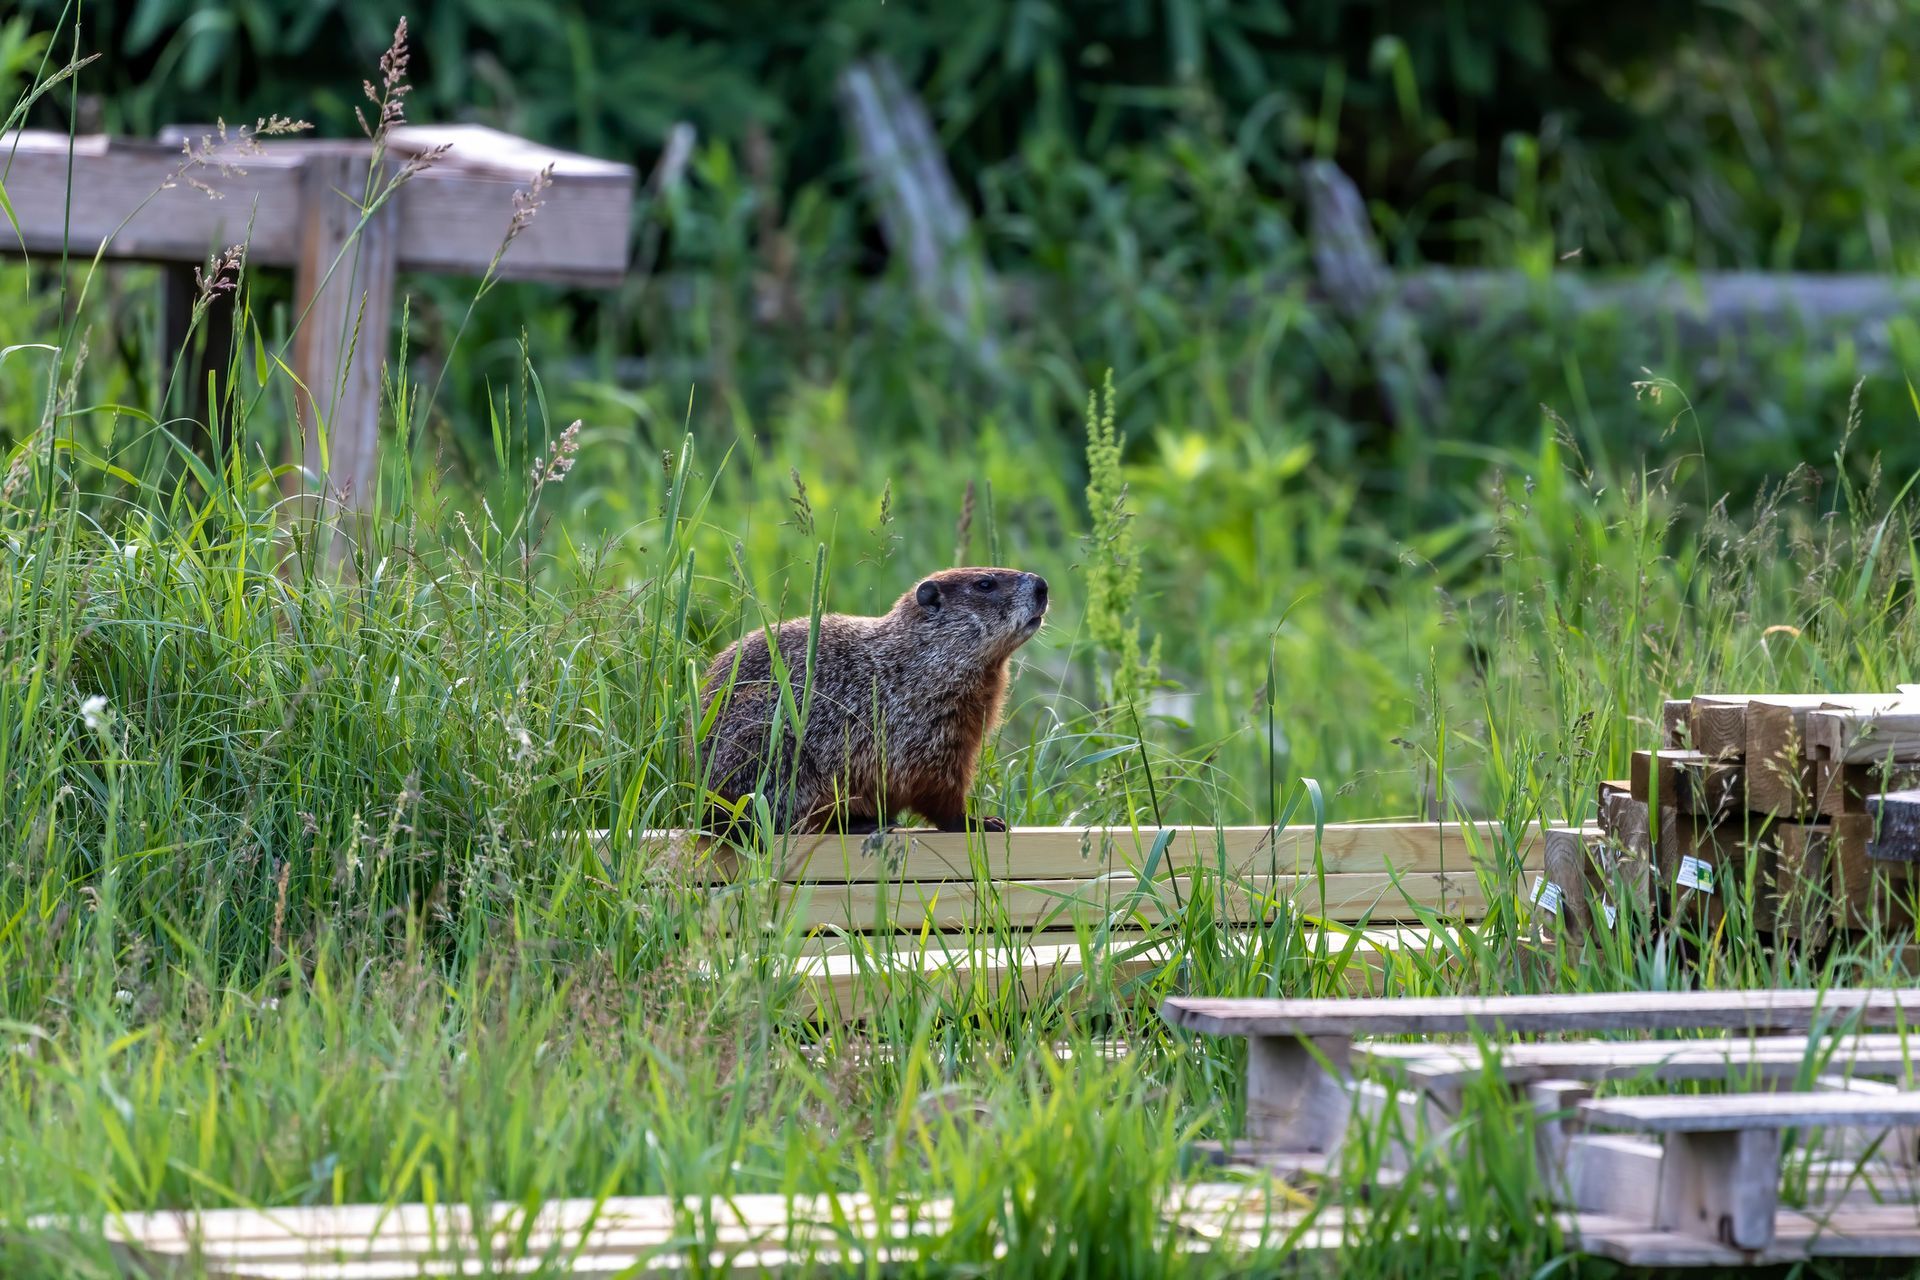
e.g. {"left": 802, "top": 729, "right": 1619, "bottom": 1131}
{"left": 80, "top": 695, "right": 110, "bottom": 732}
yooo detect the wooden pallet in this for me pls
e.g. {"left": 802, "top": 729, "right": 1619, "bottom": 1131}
{"left": 1162, "top": 988, "right": 1920, "bottom": 1264}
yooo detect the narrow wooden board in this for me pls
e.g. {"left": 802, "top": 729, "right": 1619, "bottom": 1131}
{"left": 648, "top": 822, "right": 1542, "bottom": 885}
{"left": 1357, "top": 1032, "right": 1920, "bottom": 1089}
{"left": 1580, "top": 1090, "right": 1920, "bottom": 1131}
{"left": 1160, "top": 988, "right": 1920, "bottom": 1038}
{"left": 1745, "top": 697, "right": 1911, "bottom": 817}
{"left": 0, "top": 129, "right": 635, "bottom": 286}
{"left": 767, "top": 870, "right": 1504, "bottom": 933}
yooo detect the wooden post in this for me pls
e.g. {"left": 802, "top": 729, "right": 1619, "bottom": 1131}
{"left": 1653, "top": 1128, "right": 1780, "bottom": 1251}
{"left": 1245, "top": 1035, "right": 1351, "bottom": 1152}
{"left": 292, "top": 146, "right": 397, "bottom": 517}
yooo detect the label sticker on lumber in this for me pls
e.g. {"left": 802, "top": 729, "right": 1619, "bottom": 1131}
{"left": 1676, "top": 855, "right": 1716, "bottom": 894}
{"left": 1529, "top": 876, "right": 1562, "bottom": 915}
{"left": 1601, "top": 900, "right": 1618, "bottom": 928}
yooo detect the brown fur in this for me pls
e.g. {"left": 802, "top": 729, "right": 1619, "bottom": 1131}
{"left": 696, "top": 567, "right": 1048, "bottom": 833}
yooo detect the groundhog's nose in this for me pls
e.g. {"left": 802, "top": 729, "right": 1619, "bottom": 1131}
{"left": 1028, "top": 573, "right": 1048, "bottom": 611}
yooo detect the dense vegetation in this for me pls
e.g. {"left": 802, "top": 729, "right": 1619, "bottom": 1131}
{"left": 7, "top": 4, "right": 1920, "bottom": 1275}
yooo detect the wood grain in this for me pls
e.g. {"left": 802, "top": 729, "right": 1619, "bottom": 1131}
{"left": 1690, "top": 695, "right": 1753, "bottom": 760}
{"left": 1160, "top": 988, "right": 1920, "bottom": 1037}
{"left": 1654, "top": 1127, "right": 1780, "bottom": 1250}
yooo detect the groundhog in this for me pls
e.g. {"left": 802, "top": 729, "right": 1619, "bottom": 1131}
{"left": 696, "top": 567, "right": 1049, "bottom": 834}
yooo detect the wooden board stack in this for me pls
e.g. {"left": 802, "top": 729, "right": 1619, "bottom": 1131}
{"left": 1546, "top": 693, "right": 1920, "bottom": 946}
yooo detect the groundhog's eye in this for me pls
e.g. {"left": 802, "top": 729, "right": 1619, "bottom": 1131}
{"left": 974, "top": 576, "right": 997, "bottom": 592}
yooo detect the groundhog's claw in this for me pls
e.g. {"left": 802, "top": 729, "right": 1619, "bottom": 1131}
{"left": 979, "top": 816, "right": 1007, "bottom": 832}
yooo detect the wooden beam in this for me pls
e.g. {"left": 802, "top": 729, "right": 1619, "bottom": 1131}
{"left": 0, "top": 129, "right": 633, "bottom": 285}
{"left": 292, "top": 147, "right": 396, "bottom": 516}
{"left": 1159, "top": 988, "right": 1920, "bottom": 1038}
{"left": 668, "top": 821, "right": 1543, "bottom": 885}
{"left": 1807, "top": 708, "right": 1920, "bottom": 766}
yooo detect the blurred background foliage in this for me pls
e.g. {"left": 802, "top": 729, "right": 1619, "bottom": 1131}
{"left": 12, "top": 0, "right": 1920, "bottom": 508}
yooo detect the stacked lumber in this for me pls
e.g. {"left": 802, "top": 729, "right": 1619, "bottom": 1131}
{"left": 625, "top": 821, "right": 1548, "bottom": 1018}
{"left": 1548, "top": 693, "right": 1920, "bottom": 945}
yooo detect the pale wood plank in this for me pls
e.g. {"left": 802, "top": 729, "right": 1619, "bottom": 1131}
{"left": 1808, "top": 708, "right": 1920, "bottom": 766}
{"left": 1359, "top": 1032, "right": 1920, "bottom": 1089}
{"left": 1161, "top": 988, "right": 1920, "bottom": 1038}
{"left": 771, "top": 871, "right": 1500, "bottom": 933}
{"left": 1581, "top": 1090, "right": 1920, "bottom": 1131}
{"left": 0, "top": 129, "right": 633, "bottom": 286}
{"left": 655, "top": 821, "right": 1544, "bottom": 885}
{"left": 1560, "top": 1133, "right": 1663, "bottom": 1219}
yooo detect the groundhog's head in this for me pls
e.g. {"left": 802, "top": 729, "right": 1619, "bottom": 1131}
{"left": 896, "top": 567, "right": 1048, "bottom": 663}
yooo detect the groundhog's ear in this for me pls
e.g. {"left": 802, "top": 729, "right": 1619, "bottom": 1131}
{"left": 915, "top": 580, "right": 942, "bottom": 609}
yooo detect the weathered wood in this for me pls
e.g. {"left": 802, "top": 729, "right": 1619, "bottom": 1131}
{"left": 292, "top": 147, "right": 396, "bottom": 514}
{"left": 0, "top": 129, "right": 634, "bottom": 285}
{"left": 1654, "top": 809, "right": 1748, "bottom": 930}
{"left": 1159, "top": 988, "right": 1920, "bottom": 1039}
{"left": 1868, "top": 790, "right": 1920, "bottom": 862}
{"left": 676, "top": 821, "right": 1543, "bottom": 885}
{"left": 1656, "top": 1128, "right": 1781, "bottom": 1251}
{"left": 1581, "top": 1090, "right": 1920, "bottom": 1132}
{"left": 1245, "top": 1035, "right": 1352, "bottom": 1150}
{"left": 1542, "top": 825, "right": 1634, "bottom": 938}
{"left": 836, "top": 56, "right": 1000, "bottom": 375}
{"left": 1359, "top": 1031, "right": 1920, "bottom": 1090}
{"left": 1807, "top": 709, "right": 1920, "bottom": 765}
{"left": 1560, "top": 1133, "right": 1664, "bottom": 1220}
{"left": 1813, "top": 1074, "right": 1920, "bottom": 1165}
{"left": 1567, "top": 1203, "right": 1920, "bottom": 1265}
{"left": 1303, "top": 160, "right": 1441, "bottom": 428}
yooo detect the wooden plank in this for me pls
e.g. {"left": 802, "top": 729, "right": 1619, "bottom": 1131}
{"left": 1807, "top": 708, "right": 1920, "bottom": 765}
{"left": 0, "top": 129, "right": 633, "bottom": 286}
{"left": 1662, "top": 699, "right": 1694, "bottom": 749}
{"left": 768, "top": 870, "right": 1500, "bottom": 933}
{"left": 1541, "top": 825, "right": 1626, "bottom": 938}
{"left": 1560, "top": 1133, "right": 1663, "bottom": 1219}
{"left": 1159, "top": 988, "right": 1920, "bottom": 1038}
{"left": 1824, "top": 814, "right": 1913, "bottom": 932}
{"left": 1868, "top": 790, "right": 1920, "bottom": 861}
{"left": 1655, "top": 1128, "right": 1780, "bottom": 1250}
{"left": 1770, "top": 822, "right": 1833, "bottom": 945}
{"left": 1246, "top": 1036, "right": 1352, "bottom": 1149}
{"left": 1581, "top": 1090, "right": 1920, "bottom": 1131}
{"left": 794, "top": 927, "right": 1451, "bottom": 1019}
{"left": 1631, "top": 749, "right": 1704, "bottom": 808}
{"left": 1690, "top": 695, "right": 1752, "bottom": 761}
{"left": 292, "top": 147, "right": 396, "bottom": 515}
{"left": 676, "top": 821, "right": 1541, "bottom": 885}
{"left": 1358, "top": 1032, "right": 1920, "bottom": 1089}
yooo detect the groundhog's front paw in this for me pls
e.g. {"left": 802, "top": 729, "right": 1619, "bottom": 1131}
{"left": 978, "top": 816, "right": 1007, "bottom": 832}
